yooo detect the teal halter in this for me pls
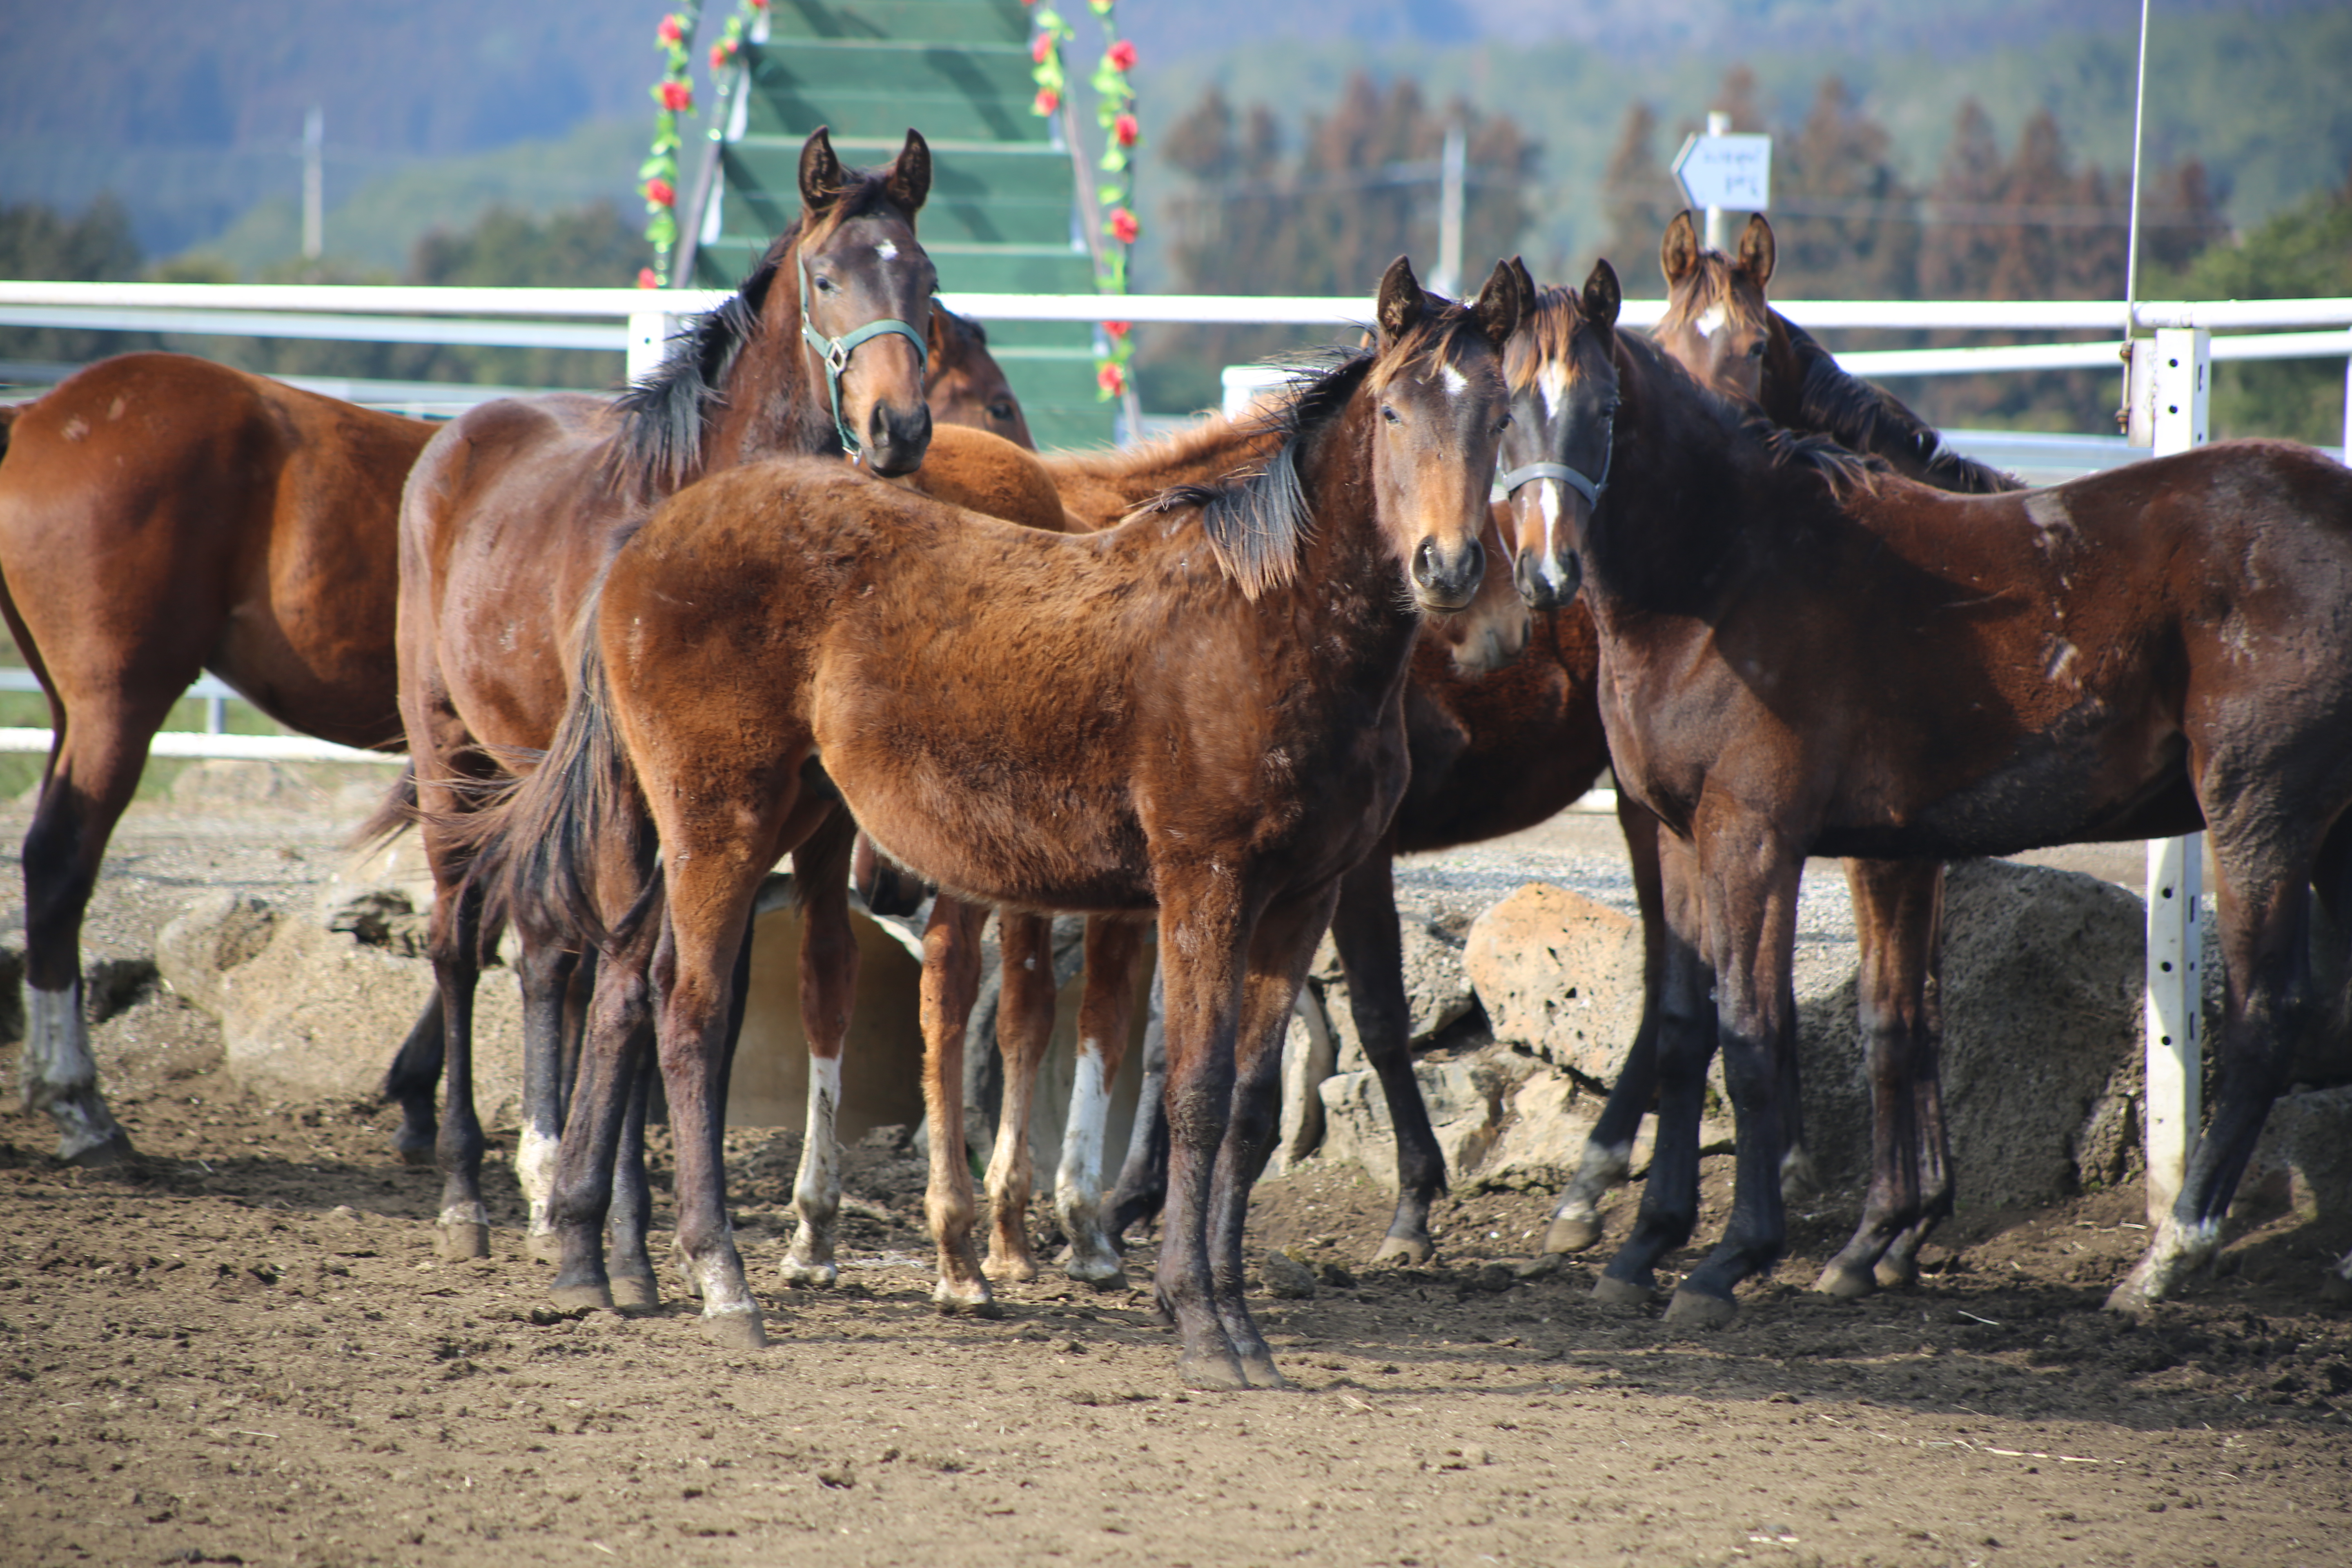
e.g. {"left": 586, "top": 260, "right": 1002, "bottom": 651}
{"left": 800, "top": 251, "right": 928, "bottom": 461}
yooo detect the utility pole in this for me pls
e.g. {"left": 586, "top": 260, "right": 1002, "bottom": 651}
{"left": 301, "top": 106, "right": 324, "bottom": 262}
{"left": 1701, "top": 111, "right": 1731, "bottom": 251}
{"left": 1432, "top": 122, "right": 1466, "bottom": 298}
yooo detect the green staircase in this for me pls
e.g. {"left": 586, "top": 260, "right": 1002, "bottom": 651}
{"left": 687, "top": 0, "right": 1111, "bottom": 451}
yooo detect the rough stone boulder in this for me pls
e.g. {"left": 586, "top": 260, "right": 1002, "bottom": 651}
{"left": 1462, "top": 883, "right": 1646, "bottom": 1083}
{"left": 155, "top": 893, "right": 282, "bottom": 1016}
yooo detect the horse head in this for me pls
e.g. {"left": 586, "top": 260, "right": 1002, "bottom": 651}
{"left": 1497, "top": 256, "right": 1620, "bottom": 610}
{"left": 1653, "top": 210, "right": 1776, "bottom": 406}
{"left": 924, "top": 304, "right": 1035, "bottom": 450}
{"left": 788, "top": 126, "right": 937, "bottom": 476}
{"left": 1366, "top": 254, "right": 1523, "bottom": 615}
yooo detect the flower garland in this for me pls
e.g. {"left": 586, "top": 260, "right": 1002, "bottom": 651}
{"left": 1029, "top": 0, "right": 1141, "bottom": 403}
{"left": 637, "top": 5, "right": 706, "bottom": 286}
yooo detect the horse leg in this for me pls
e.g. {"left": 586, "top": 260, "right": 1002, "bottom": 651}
{"left": 1663, "top": 820, "right": 1802, "bottom": 1329}
{"left": 982, "top": 911, "right": 1056, "bottom": 1283}
{"left": 1105, "top": 961, "right": 1169, "bottom": 1242}
{"left": 918, "top": 894, "right": 995, "bottom": 1314}
{"left": 423, "top": 868, "right": 491, "bottom": 1261}
{"left": 15, "top": 695, "right": 163, "bottom": 1165}
{"left": 512, "top": 936, "right": 579, "bottom": 1265}
{"left": 380, "top": 993, "right": 445, "bottom": 1168}
{"left": 1594, "top": 829, "right": 1715, "bottom": 1307}
{"left": 1154, "top": 882, "right": 1251, "bottom": 1390}
{"left": 782, "top": 810, "right": 860, "bottom": 1292}
{"left": 1328, "top": 844, "right": 1448, "bottom": 1264}
{"left": 605, "top": 1048, "right": 659, "bottom": 1310}
{"left": 2110, "top": 826, "right": 2317, "bottom": 1311}
{"left": 1875, "top": 867, "right": 1952, "bottom": 1292}
{"left": 1816, "top": 860, "right": 1943, "bottom": 1298}
{"left": 1056, "top": 918, "right": 1150, "bottom": 1285}
{"left": 678, "top": 920, "right": 757, "bottom": 1298}
{"left": 1546, "top": 797, "right": 1668, "bottom": 1253}
{"left": 545, "top": 928, "right": 657, "bottom": 1312}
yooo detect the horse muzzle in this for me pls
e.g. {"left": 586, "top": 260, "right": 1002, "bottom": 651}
{"left": 861, "top": 399, "right": 933, "bottom": 479}
{"left": 1410, "top": 535, "right": 1485, "bottom": 614}
{"left": 1512, "top": 544, "right": 1581, "bottom": 610}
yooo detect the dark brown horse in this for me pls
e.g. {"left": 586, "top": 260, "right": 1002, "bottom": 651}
{"left": 1503, "top": 257, "right": 2352, "bottom": 1324}
{"left": 461, "top": 258, "right": 1522, "bottom": 1385}
{"left": 388, "top": 129, "right": 939, "bottom": 1273}
{"left": 1538, "top": 218, "right": 2028, "bottom": 1298}
{"left": 926, "top": 304, "right": 1035, "bottom": 449}
{"left": 0, "top": 356, "right": 434, "bottom": 1164}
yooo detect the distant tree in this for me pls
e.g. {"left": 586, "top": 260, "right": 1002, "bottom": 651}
{"left": 0, "top": 196, "right": 153, "bottom": 368}
{"left": 1599, "top": 102, "right": 1675, "bottom": 278}
{"left": 1768, "top": 78, "right": 1916, "bottom": 301}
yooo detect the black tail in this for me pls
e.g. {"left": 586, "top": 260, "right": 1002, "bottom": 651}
{"left": 347, "top": 762, "right": 420, "bottom": 856}
{"left": 445, "top": 632, "right": 662, "bottom": 959}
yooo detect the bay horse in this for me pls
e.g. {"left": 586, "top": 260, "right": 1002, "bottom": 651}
{"left": 1536, "top": 218, "right": 2028, "bottom": 1298}
{"left": 1504, "top": 256, "right": 2352, "bottom": 1324}
{"left": 461, "top": 258, "right": 1523, "bottom": 1385}
{"left": 0, "top": 356, "right": 434, "bottom": 1164}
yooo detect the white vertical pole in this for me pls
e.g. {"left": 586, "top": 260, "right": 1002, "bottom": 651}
{"left": 2341, "top": 329, "right": 2351, "bottom": 462}
{"left": 1702, "top": 111, "right": 1731, "bottom": 252}
{"left": 2143, "top": 324, "right": 2209, "bottom": 1225}
{"left": 1432, "top": 123, "right": 1466, "bottom": 299}
{"left": 301, "top": 107, "right": 325, "bottom": 262}
{"left": 626, "top": 311, "right": 676, "bottom": 386}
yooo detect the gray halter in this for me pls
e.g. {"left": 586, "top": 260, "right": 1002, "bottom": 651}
{"left": 1495, "top": 453, "right": 1607, "bottom": 507}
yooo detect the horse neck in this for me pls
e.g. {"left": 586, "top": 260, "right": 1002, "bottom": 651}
{"left": 1056, "top": 417, "right": 1285, "bottom": 519}
{"left": 1581, "top": 340, "right": 1754, "bottom": 616}
{"left": 696, "top": 257, "right": 836, "bottom": 480}
{"left": 1281, "top": 398, "right": 1422, "bottom": 664}
{"left": 1757, "top": 312, "right": 1812, "bottom": 431}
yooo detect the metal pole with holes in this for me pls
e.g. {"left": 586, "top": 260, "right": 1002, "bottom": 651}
{"left": 2143, "top": 326, "right": 2209, "bottom": 1224}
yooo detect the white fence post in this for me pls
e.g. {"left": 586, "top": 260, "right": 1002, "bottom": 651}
{"left": 2143, "top": 325, "right": 2209, "bottom": 1224}
{"left": 626, "top": 310, "right": 676, "bottom": 386}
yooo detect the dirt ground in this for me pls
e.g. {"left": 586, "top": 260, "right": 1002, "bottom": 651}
{"left": 5, "top": 785, "right": 2352, "bottom": 1568}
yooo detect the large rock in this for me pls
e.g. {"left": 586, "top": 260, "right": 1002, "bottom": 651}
{"left": 155, "top": 893, "right": 281, "bottom": 1016}
{"left": 1463, "top": 883, "right": 1646, "bottom": 1082}
{"left": 1316, "top": 1047, "right": 1537, "bottom": 1194}
{"left": 1312, "top": 915, "right": 1479, "bottom": 1071}
{"left": 2235, "top": 1084, "right": 2352, "bottom": 1223}
{"left": 1270, "top": 987, "right": 1338, "bottom": 1176}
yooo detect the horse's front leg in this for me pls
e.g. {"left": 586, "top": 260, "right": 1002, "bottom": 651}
{"left": 511, "top": 934, "right": 579, "bottom": 1265}
{"left": 782, "top": 811, "right": 860, "bottom": 1290}
{"left": 380, "top": 992, "right": 445, "bottom": 1168}
{"left": 1207, "top": 886, "right": 1341, "bottom": 1390}
{"left": 1153, "top": 881, "right": 1251, "bottom": 1390}
{"left": 544, "top": 931, "right": 656, "bottom": 1312}
{"left": 918, "top": 894, "right": 996, "bottom": 1314}
{"left": 1327, "top": 847, "right": 1448, "bottom": 1264}
{"left": 1817, "top": 859, "right": 1948, "bottom": 1297}
{"left": 1548, "top": 796, "right": 1669, "bottom": 1254}
{"left": 982, "top": 911, "right": 1056, "bottom": 1283}
{"left": 1057, "top": 918, "right": 1150, "bottom": 1285}
{"left": 1664, "top": 815, "right": 1802, "bottom": 1328}
{"left": 422, "top": 860, "right": 490, "bottom": 1262}
{"left": 1104, "top": 962, "right": 1169, "bottom": 1243}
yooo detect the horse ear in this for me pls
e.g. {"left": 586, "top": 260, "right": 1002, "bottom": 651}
{"left": 885, "top": 128, "right": 932, "bottom": 214}
{"left": 1376, "top": 256, "right": 1425, "bottom": 343}
{"left": 1738, "top": 213, "right": 1776, "bottom": 287}
{"left": 798, "top": 126, "right": 848, "bottom": 216}
{"left": 1472, "top": 258, "right": 1523, "bottom": 348}
{"left": 1509, "top": 254, "right": 1537, "bottom": 307}
{"left": 1583, "top": 259, "right": 1622, "bottom": 333}
{"left": 1660, "top": 210, "right": 1699, "bottom": 285}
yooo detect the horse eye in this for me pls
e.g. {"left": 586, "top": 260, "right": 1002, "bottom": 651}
{"left": 813, "top": 275, "right": 836, "bottom": 294}
{"left": 1381, "top": 405, "right": 1401, "bottom": 425}
{"left": 1497, "top": 413, "right": 1512, "bottom": 432}
{"left": 1746, "top": 341, "right": 1766, "bottom": 358}
{"left": 989, "top": 401, "right": 1015, "bottom": 420}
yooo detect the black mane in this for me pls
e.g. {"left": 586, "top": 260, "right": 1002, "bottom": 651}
{"left": 1778, "top": 315, "right": 2022, "bottom": 495}
{"left": 1620, "top": 329, "right": 1891, "bottom": 501}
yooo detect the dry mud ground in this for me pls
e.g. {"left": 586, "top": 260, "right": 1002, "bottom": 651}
{"left": 5, "top": 786, "right": 2352, "bottom": 1568}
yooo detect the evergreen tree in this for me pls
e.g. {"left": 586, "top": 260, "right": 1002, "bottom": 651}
{"left": 0, "top": 196, "right": 153, "bottom": 368}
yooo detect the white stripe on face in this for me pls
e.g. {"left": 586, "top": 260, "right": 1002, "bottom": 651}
{"left": 1695, "top": 303, "right": 1727, "bottom": 340}
{"left": 1439, "top": 363, "right": 1468, "bottom": 399}
{"left": 875, "top": 239, "right": 900, "bottom": 262}
{"left": 1539, "top": 361, "right": 1572, "bottom": 422}
{"left": 1537, "top": 478, "right": 1570, "bottom": 591}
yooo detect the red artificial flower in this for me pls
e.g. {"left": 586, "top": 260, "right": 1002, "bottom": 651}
{"left": 644, "top": 176, "right": 676, "bottom": 207}
{"left": 1108, "top": 206, "right": 1139, "bottom": 245}
{"left": 1102, "top": 320, "right": 1131, "bottom": 339}
{"left": 637, "top": 267, "right": 661, "bottom": 289}
{"left": 1033, "top": 88, "right": 1060, "bottom": 115}
{"left": 1097, "top": 361, "right": 1126, "bottom": 396}
{"left": 1112, "top": 112, "right": 1139, "bottom": 148}
{"left": 1105, "top": 39, "right": 1137, "bottom": 71}
{"left": 656, "top": 13, "right": 684, "bottom": 45}
{"left": 1031, "top": 32, "right": 1054, "bottom": 64}
{"left": 710, "top": 40, "right": 736, "bottom": 70}
{"left": 659, "top": 80, "right": 693, "bottom": 113}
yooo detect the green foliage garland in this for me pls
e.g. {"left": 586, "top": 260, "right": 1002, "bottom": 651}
{"left": 1030, "top": 0, "right": 1141, "bottom": 401}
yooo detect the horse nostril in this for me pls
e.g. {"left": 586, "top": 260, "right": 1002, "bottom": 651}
{"left": 1461, "top": 536, "right": 1484, "bottom": 584}
{"left": 1413, "top": 538, "right": 1439, "bottom": 585}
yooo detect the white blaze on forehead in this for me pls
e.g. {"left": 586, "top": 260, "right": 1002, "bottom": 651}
{"left": 875, "top": 238, "right": 900, "bottom": 262}
{"left": 1695, "top": 303, "right": 1728, "bottom": 340}
{"left": 1439, "top": 363, "right": 1469, "bottom": 398}
{"left": 1539, "top": 360, "right": 1573, "bottom": 421}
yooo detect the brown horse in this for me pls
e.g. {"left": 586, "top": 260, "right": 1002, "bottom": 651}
{"left": 388, "top": 129, "right": 942, "bottom": 1272}
{"left": 925, "top": 304, "right": 1035, "bottom": 449}
{"left": 1503, "top": 257, "right": 2352, "bottom": 1324}
{"left": 460, "top": 258, "right": 1523, "bottom": 1385}
{"left": 1537, "top": 219, "right": 2028, "bottom": 1297}
{"left": 0, "top": 355, "right": 434, "bottom": 1163}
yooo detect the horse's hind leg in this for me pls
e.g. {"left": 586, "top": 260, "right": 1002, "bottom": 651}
{"left": 1328, "top": 847, "right": 1448, "bottom": 1265}
{"left": 1548, "top": 800, "right": 1670, "bottom": 1255}
{"left": 918, "top": 894, "right": 995, "bottom": 1313}
{"left": 983, "top": 911, "right": 1056, "bottom": 1283}
{"left": 511, "top": 935, "right": 579, "bottom": 1264}
{"left": 545, "top": 931, "right": 656, "bottom": 1313}
{"left": 1154, "top": 882, "right": 1252, "bottom": 1390}
{"left": 605, "top": 1049, "right": 658, "bottom": 1310}
{"left": 782, "top": 810, "right": 860, "bottom": 1292}
{"left": 1817, "top": 860, "right": 1944, "bottom": 1298}
{"left": 1056, "top": 918, "right": 1149, "bottom": 1286}
{"left": 379, "top": 993, "right": 445, "bottom": 1168}
{"left": 1105, "top": 962, "right": 1169, "bottom": 1243}
{"left": 15, "top": 697, "right": 163, "bottom": 1166}
{"left": 425, "top": 871, "right": 491, "bottom": 1261}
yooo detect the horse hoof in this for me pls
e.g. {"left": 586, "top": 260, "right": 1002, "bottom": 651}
{"left": 931, "top": 1279, "right": 1001, "bottom": 1318}
{"left": 700, "top": 1310, "right": 769, "bottom": 1351}
{"left": 1239, "top": 1353, "right": 1290, "bottom": 1391}
{"left": 1779, "top": 1149, "right": 1822, "bottom": 1203}
{"left": 1064, "top": 1256, "right": 1127, "bottom": 1290}
{"left": 1542, "top": 1214, "right": 1603, "bottom": 1255}
{"left": 435, "top": 1223, "right": 490, "bottom": 1262}
{"left": 609, "top": 1273, "right": 661, "bottom": 1313}
{"left": 548, "top": 1281, "right": 614, "bottom": 1313}
{"left": 780, "top": 1259, "right": 838, "bottom": 1290}
{"left": 1814, "top": 1263, "right": 1876, "bottom": 1300}
{"left": 524, "top": 1230, "right": 564, "bottom": 1266}
{"left": 1371, "top": 1234, "right": 1434, "bottom": 1266}
{"left": 2321, "top": 1269, "right": 2352, "bottom": 1307}
{"left": 65, "top": 1131, "right": 136, "bottom": 1169}
{"left": 1663, "top": 1287, "right": 1738, "bottom": 1330}
{"left": 396, "top": 1136, "right": 435, "bottom": 1169}
{"left": 1873, "top": 1257, "right": 1920, "bottom": 1293}
{"left": 982, "top": 1255, "right": 1040, "bottom": 1285}
{"left": 1178, "top": 1351, "right": 1250, "bottom": 1392}
{"left": 1590, "top": 1274, "right": 1653, "bottom": 1311}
